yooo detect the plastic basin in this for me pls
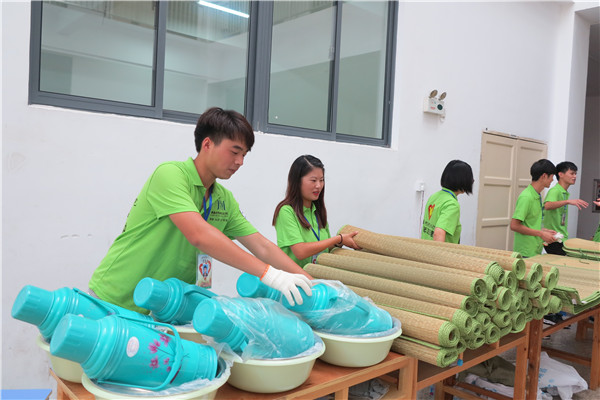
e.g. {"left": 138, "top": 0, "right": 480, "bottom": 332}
{"left": 315, "top": 318, "right": 402, "bottom": 367}
{"left": 36, "top": 334, "right": 83, "bottom": 383}
{"left": 167, "top": 325, "right": 206, "bottom": 344}
{"left": 225, "top": 335, "right": 325, "bottom": 393}
{"left": 80, "top": 358, "right": 230, "bottom": 400}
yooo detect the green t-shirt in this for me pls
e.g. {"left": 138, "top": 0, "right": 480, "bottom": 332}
{"left": 274, "top": 204, "right": 331, "bottom": 267}
{"left": 512, "top": 184, "right": 543, "bottom": 257}
{"left": 421, "top": 188, "right": 461, "bottom": 244}
{"left": 543, "top": 183, "right": 569, "bottom": 239}
{"left": 89, "top": 158, "right": 257, "bottom": 313}
{"left": 593, "top": 223, "right": 600, "bottom": 242}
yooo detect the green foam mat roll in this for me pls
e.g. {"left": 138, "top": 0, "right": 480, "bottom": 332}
{"left": 495, "top": 287, "right": 513, "bottom": 311}
{"left": 475, "top": 312, "right": 491, "bottom": 327}
{"left": 492, "top": 310, "right": 511, "bottom": 327}
{"left": 547, "top": 295, "right": 562, "bottom": 314}
{"left": 482, "top": 275, "right": 499, "bottom": 299}
{"left": 466, "top": 333, "right": 486, "bottom": 350}
{"left": 531, "top": 306, "right": 545, "bottom": 320}
{"left": 480, "top": 300, "right": 497, "bottom": 317}
{"left": 511, "top": 312, "right": 527, "bottom": 332}
{"left": 391, "top": 337, "right": 458, "bottom": 368}
{"left": 470, "top": 320, "right": 483, "bottom": 338}
{"left": 485, "top": 324, "right": 501, "bottom": 344}
{"left": 541, "top": 266, "right": 559, "bottom": 291}
{"left": 484, "top": 262, "right": 506, "bottom": 284}
{"left": 528, "top": 282, "right": 542, "bottom": 298}
{"left": 502, "top": 270, "right": 518, "bottom": 293}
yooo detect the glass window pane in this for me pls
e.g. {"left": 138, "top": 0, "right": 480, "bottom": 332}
{"left": 268, "top": 2, "right": 335, "bottom": 131}
{"left": 40, "top": 1, "right": 156, "bottom": 105}
{"left": 336, "top": 2, "right": 388, "bottom": 139}
{"left": 164, "top": 1, "right": 249, "bottom": 114}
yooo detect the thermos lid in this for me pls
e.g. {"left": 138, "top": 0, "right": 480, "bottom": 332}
{"left": 11, "top": 285, "right": 54, "bottom": 326}
{"left": 50, "top": 314, "right": 98, "bottom": 364}
{"left": 133, "top": 277, "right": 170, "bottom": 311}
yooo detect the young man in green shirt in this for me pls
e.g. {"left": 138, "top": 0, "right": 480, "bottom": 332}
{"left": 510, "top": 159, "right": 558, "bottom": 258}
{"left": 543, "top": 161, "right": 589, "bottom": 255}
{"left": 89, "top": 107, "right": 312, "bottom": 313}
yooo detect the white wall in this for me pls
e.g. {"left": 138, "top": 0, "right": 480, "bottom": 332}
{"left": 2, "top": 1, "right": 595, "bottom": 391}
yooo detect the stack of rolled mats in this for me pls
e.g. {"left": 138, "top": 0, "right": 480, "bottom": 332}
{"left": 305, "top": 225, "right": 562, "bottom": 368}
{"left": 562, "top": 238, "right": 600, "bottom": 261}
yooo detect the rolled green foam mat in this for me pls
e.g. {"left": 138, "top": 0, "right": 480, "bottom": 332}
{"left": 541, "top": 266, "right": 559, "bottom": 290}
{"left": 511, "top": 312, "right": 527, "bottom": 332}
{"left": 495, "top": 287, "right": 512, "bottom": 311}
{"left": 485, "top": 324, "right": 501, "bottom": 344}
{"left": 492, "top": 310, "right": 511, "bottom": 327}
{"left": 482, "top": 275, "right": 498, "bottom": 299}
{"left": 475, "top": 312, "right": 491, "bottom": 327}
{"left": 484, "top": 262, "right": 505, "bottom": 284}
{"left": 502, "top": 271, "right": 518, "bottom": 293}
{"left": 391, "top": 337, "right": 458, "bottom": 368}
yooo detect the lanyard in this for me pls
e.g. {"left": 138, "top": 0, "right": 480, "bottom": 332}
{"left": 202, "top": 186, "right": 213, "bottom": 221}
{"left": 442, "top": 189, "right": 457, "bottom": 200}
{"left": 304, "top": 212, "right": 320, "bottom": 241}
{"left": 539, "top": 195, "right": 544, "bottom": 220}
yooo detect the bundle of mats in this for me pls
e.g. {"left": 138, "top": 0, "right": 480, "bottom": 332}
{"left": 305, "top": 225, "right": 563, "bottom": 368}
{"left": 529, "top": 251, "right": 600, "bottom": 314}
{"left": 562, "top": 238, "right": 600, "bottom": 261}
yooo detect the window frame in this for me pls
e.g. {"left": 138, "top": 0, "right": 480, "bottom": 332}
{"left": 29, "top": 1, "right": 397, "bottom": 147}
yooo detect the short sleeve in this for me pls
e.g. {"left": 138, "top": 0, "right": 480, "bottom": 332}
{"left": 274, "top": 206, "right": 306, "bottom": 247}
{"left": 146, "top": 163, "right": 199, "bottom": 218}
{"left": 435, "top": 201, "right": 460, "bottom": 236}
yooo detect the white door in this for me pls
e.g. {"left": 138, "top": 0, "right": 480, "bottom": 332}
{"left": 476, "top": 131, "right": 547, "bottom": 250}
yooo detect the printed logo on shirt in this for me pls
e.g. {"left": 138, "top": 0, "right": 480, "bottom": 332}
{"left": 428, "top": 204, "right": 435, "bottom": 220}
{"left": 215, "top": 199, "right": 226, "bottom": 211}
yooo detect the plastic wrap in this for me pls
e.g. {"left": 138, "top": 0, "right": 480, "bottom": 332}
{"left": 287, "top": 280, "right": 394, "bottom": 336}
{"left": 196, "top": 297, "right": 317, "bottom": 361}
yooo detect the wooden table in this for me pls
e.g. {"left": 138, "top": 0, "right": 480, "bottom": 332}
{"left": 415, "top": 329, "right": 530, "bottom": 400}
{"left": 50, "top": 352, "right": 418, "bottom": 400}
{"left": 526, "top": 305, "right": 600, "bottom": 400}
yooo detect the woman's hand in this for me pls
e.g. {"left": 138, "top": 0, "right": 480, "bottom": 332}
{"left": 340, "top": 231, "right": 361, "bottom": 250}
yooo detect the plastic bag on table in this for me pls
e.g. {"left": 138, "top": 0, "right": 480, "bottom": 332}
{"left": 537, "top": 351, "right": 588, "bottom": 399}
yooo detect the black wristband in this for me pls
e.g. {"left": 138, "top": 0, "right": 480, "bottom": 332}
{"left": 338, "top": 234, "right": 343, "bottom": 245}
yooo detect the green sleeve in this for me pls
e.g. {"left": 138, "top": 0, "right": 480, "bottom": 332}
{"left": 146, "top": 163, "right": 199, "bottom": 218}
{"left": 435, "top": 200, "right": 460, "bottom": 236}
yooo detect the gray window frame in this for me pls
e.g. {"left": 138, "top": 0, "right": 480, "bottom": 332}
{"left": 29, "top": 1, "right": 397, "bottom": 147}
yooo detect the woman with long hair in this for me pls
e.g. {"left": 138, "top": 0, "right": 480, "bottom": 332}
{"left": 273, "top": 155, "right": 359, "bottom": 267}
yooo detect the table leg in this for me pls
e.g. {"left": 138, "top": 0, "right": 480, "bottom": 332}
{"left": 527, "top": 318, "right": 543, "bottom": 400}
{"left": 591, "top": 309, "right": 600, "bottom": 389}
{"left": 334, "top": 387, "right": 349, "bottom": 399}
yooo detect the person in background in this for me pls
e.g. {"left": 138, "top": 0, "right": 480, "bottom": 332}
{"left": 272, "top": 155, "right": 360, "bottom": 268}
{"left": 510, "top": 159, "right": 557, "bottom": 258}
{"left": 89, "top": 107, "right": 312, "bottom": 313}
{"left": 543, "top": 161, "right": 589, "bottom": 255}
{"left": 421, "top": 160, "right": 474, "bottom": 243}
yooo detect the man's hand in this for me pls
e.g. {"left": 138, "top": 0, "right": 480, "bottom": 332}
{"left": 569, "top": 199, "right": 589, "bottom": 210}
{"left": 541, "top": 228, "right": 557, "bottom": 245}
{"left": 260, "top": 265, "right": 313, "bottom": 306}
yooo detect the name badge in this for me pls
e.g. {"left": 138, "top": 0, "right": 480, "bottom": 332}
{"left": 196, "top": 253, "right": 212, "bottom": 288}
{"left": 311, "top": 251, "right": 324, "bottom": 264}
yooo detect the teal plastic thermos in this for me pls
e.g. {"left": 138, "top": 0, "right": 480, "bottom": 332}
{"left": 50, "top": 314, "right": 218, "bottom": 390}
{"left": 236, "top": 273, "right": 393, "bottom": 334}
{"left": 11, "top": 285, "right": 154, "bottom": 341}
{"left": 193, "top": 297, "right": 314, "bottom": 358}
{"left": 133, "top": 277, "right": 216, "bottom": 325}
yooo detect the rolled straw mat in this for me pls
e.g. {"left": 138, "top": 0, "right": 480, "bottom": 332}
{"left": 347, "top": 285, "right": 474, "bottom": 335}
{"left": 378, "top": 305, "right": 459, "bottom": 347}
{"left": 317, "top": 253, "right": 488, "bottom": 301}
{"left": 332, "top": 248, "right": 500, "bottom": 299}
{"left": 304, "top": 263, "right": 480, "bottom": 315}
{"left": 391, "top": 337, "right": 457, "bottom": 367}
{"left": 338, "top": 225, "right": 505, "bottom": 283}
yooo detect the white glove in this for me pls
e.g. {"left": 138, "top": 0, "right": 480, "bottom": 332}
{"left": 260, "top": 265, "right": 312, "bottom": 306}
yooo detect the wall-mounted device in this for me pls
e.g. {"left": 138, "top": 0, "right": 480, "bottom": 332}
{"left": 423, "top": 90, "right": 446, "bottom": 116}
